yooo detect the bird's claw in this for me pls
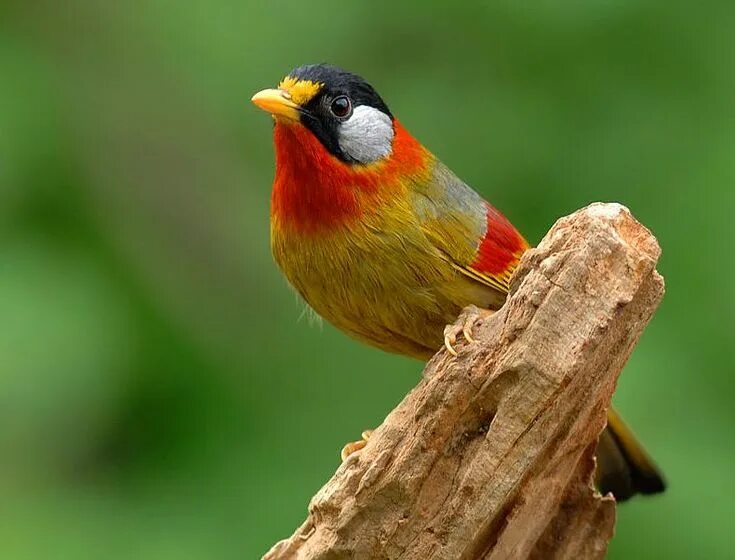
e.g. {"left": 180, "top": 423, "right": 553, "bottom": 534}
{"left": 443, "top": 326, "right": 459, "bottom": 357}
{"left": 443, "top": 305, "right": 494, "bottom": 357}
{"left": 340, "top": 429, "right": 374, "bottom": 461}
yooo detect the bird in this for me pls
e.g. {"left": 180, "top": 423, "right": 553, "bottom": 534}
{"left": 252, "top": 63, "right": 665, "bottom": 501}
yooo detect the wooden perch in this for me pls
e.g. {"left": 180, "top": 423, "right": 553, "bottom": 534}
{"left": 263, "top": 203, "right": 664, "bottom": 560}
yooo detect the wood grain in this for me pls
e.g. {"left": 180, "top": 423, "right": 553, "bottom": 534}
{"left": 263, "top": 203, "right": 664, "bottom": 560}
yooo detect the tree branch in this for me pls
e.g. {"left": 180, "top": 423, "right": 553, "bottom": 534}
{"left": 263, "top": 203, "right": 664, "bottom": 560}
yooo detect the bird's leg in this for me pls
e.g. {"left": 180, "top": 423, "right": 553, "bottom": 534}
{"left": 443, "top": 305, "right": 495, "bottom": 356}
{"left": 340, "top": 429, "right": 374, "bottom": 461}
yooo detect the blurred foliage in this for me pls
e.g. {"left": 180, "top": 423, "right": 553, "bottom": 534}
{"left": 1, "top": 1, "right": 733, "bottom": 558}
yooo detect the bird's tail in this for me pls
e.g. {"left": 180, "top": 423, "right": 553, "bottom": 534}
{"left": 594, "top": 407, "right": 666, "bottom": 501}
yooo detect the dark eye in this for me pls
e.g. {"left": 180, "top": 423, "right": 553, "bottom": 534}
{"left": 330, "top": 96, "right": 352, "bottom": 118}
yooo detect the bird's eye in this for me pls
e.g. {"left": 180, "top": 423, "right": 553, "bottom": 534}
{"left": 330, "top": 96, "right": 352, "bottom": 118}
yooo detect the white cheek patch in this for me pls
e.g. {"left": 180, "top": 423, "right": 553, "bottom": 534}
{"left": 337, "top": 105, "right": 394, "bottom": 163}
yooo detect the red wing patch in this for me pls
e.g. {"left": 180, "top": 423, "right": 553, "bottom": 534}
{"left": 469, "top": 203, "right": 529, "bottom": 283}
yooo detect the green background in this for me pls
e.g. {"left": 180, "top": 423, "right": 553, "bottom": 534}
{"left": 2, "top": 1, "right": 733, "bottom": 558}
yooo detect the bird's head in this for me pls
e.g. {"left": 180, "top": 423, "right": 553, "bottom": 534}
{"left": 253, "top": 64, "right": 430, "bottom": 232}
{"left": 252, "top": 64, "right": 398, "bottom": 165}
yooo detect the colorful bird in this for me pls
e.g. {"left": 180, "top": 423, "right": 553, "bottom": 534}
{"left": 252, "top": 64, "right": 665, "bottom": 501}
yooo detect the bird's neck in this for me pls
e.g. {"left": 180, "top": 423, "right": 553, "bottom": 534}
{"left": 271, "top": 120, "right": 429, "bottom": 234}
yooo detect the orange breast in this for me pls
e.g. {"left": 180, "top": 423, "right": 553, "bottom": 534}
{"left": 271, "top": 120, "right": 428, "bottom": 234}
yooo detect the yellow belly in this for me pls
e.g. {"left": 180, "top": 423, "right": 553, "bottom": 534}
{"left": 271, "top": 211, "right": 504, "bottom": 360}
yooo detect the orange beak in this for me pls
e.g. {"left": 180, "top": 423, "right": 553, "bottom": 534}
{"left": 251, "top": 88, "right": 300, "bottom": 121}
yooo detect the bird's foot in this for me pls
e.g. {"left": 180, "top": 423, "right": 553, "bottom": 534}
{"left": 340, "top": 429, "right": 374, "bottom": 461}
{"left": 443, "top": 305, "right": 495, "bottom": 357}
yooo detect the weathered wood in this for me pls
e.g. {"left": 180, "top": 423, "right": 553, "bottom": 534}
{"left": 263, "top": 203, "right": 664, "bottom": 560}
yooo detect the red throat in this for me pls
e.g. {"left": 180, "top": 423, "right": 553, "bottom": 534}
{"left": 271, "top": 119, "right": 428, "bottom": 233}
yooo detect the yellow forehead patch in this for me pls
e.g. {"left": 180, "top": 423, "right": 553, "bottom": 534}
{"left": 278, "top": 76, "right": 323, "bottom": 106}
